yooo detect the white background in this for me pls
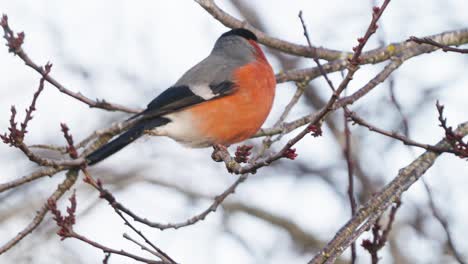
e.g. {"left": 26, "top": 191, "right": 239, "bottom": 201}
{"left": 0, "top": 1, "right": 467, "bottom": 263}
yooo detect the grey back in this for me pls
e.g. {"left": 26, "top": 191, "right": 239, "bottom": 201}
{"left": 175, "top": 35, "right": 256, "bottom": 87}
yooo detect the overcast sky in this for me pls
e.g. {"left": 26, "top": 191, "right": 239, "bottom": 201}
{"left": 1, "top": 1, "right": 467, "bottom": 263}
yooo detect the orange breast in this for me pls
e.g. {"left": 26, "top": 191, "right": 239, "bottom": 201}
{"left": 188, "top": 60, "right": 276, "bottom": 145}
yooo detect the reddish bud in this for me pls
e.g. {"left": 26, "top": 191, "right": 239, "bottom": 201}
{"left": 0, "top": 133, "right": 8, "bottom": 144}
{"left": 361, "top": 239, "right": 373, "bottom": 250}
{"left": 8, "top": 32, "right": 25, "bottom": 52}
{"left": 436, "top": 100, "right": 468, "bottom": 159}
{"left": 65, "top": 191, "right": 77, "bottom": 226}
{"left": 357, "top": 37, "right": 365, "bottom": 43}
{"left": 48, "top": 191, "right": 77, "bottom": 240}
{"left": 61, "top": 123, "right": 78, "bottom": 158}
{"left": 372, "top": 6, "right": 381, "bottom": 14}
{"left": 17, "top": 32, "right": 24, "bottom": 40}
{"left": 284, "top": 148, "right": 298, "bottom": 160}
{"left": 234, "top": 145, "right": 253, "bottom": 163}
{"left": 308, "top": 125, "right": 323, "bottom": 137}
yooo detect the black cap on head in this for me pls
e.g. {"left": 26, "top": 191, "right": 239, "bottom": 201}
{"left": 220, "top": 28, "right": 257, "bottom": 41}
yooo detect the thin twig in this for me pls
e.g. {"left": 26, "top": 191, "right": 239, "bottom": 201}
{"left": 299, "top": 10, "right": 358, "bottom": 262}
{"left": 0, "top": 167, "right": 64, "bottom": 193}
{"left": 298, "top": 11, "right": 336, "bottom": 92}
{"left": 253, "top": 81, "right": 306, "bottom": 161}
{"left": 1, "top": 62, "right": 50, "bottom": 145}
{"left": 214, "top": 0, "right": 391, "bottom": 175}
{"left": 257, "top": 28, "right": 468, "bottom": 139}
{"left": 0, "top": 169, "right": 78, "bottom": 254}
{"left": 123, "top": 233, "right": 168, "bottom": 260}
{"left": 110, "top": 206, "right": 177, "bottom": 263}
{"left": 0, "top": 15, "right": 139, "bottom": 113}
{"left": 194, "top": 0, "right": 346, "bottom": 60}
{"left": 309, "top": 121, "right": 468, "bottom": 264}
{"left": 0, "top": 66, "right": 86, "bottom": 168}
{"left": 17, "top": 141, "right": 85, "bottom": 167}
{"left": 361, "top": 200, "right": 401, "bottom": 264}
{"left": 194, "top": 0, "right": 468, "bottom": 85}
{"left": 409, "top": 36, "right": 468, "bottom": 54}
{"left": 422, "top": 180, "right": 466, "bottom": 264}
{"left": 195, "top": 0, "right": 468, "bottom": 62}
{"left": 47, "top": 183, "right": 171, "bottom": 264}
{"left": 388, "top": 78, "right": 410, "bottom": 136}
{"left": 347, "top": 111, "right": 456, "bottom": 154}
{"left": 69, "top": 231, "right": 166, "bottom": 264}
{"left": 343, "top": 109, "right": 357, "bottom": 263}
{"left": 114, "top": 175, "right": 248, "bottom": 230}
{"left": 28, "top": 144, "right": 68, "bottom": 153}
{"left": 436, "top": 101, "right": 468, "bottom": 159}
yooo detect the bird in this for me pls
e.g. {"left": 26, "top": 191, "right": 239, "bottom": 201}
{"left": 86, "top": 28, "right": 276, "bottom": 165}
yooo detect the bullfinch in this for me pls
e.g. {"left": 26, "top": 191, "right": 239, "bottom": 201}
{"left": 86, "top": 28, "right": 276, "bottom": 165}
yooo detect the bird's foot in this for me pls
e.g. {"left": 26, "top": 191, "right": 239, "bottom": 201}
{"left": 212, "top": 144, "right": 228, "bottom": 162}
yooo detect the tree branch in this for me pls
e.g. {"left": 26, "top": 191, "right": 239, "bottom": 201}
{"left": 409, "top": 36, "right": 468, "bottom": 54}
{"left": 0, "top": 169, "right": 78, "bottom": 254}
{"left": 423, "top": 180, "right": 466, "bottom": 264}
{"left": 256, "top": 28, "right": 468, "bottom": 139}
{"left": 0, "top": 167, "right": 64, "bottom": 193}
{"left": 194, "top": 0, "right": 345, "bottom": 60}
{"left": 346, "top": 111, "right": 456, "bottom": 154}
{"left": 275, "top": 28, "right": 468, "bottom": 84}
{"left": 102, "top": 174, "right": 249, "bottom": 230}
{"left": 0, "top": 15, "right": 139, "bottom": 114}
{"left": 309, "top": 121, "right": 468, "bottom": 264}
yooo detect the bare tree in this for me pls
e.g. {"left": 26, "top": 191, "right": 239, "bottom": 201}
{"left": 1, "top": 1, "right": 467, "bottom": 263}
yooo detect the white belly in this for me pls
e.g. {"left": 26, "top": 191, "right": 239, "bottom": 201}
{"left": 152, "top": 111, "right": 214, "bottom": 148}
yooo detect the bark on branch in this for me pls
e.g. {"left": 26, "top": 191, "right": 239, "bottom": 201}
{"left": 309, "top": 121, "right": 468, "bottom": 264}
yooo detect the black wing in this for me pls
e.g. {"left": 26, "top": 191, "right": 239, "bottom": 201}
{"left": 139, "top": 81, "right": 236, "bottom": 118}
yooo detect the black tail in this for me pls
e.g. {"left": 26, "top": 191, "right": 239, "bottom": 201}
{"left": 86, "top": 117, "right": 170, "bottom": 165}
